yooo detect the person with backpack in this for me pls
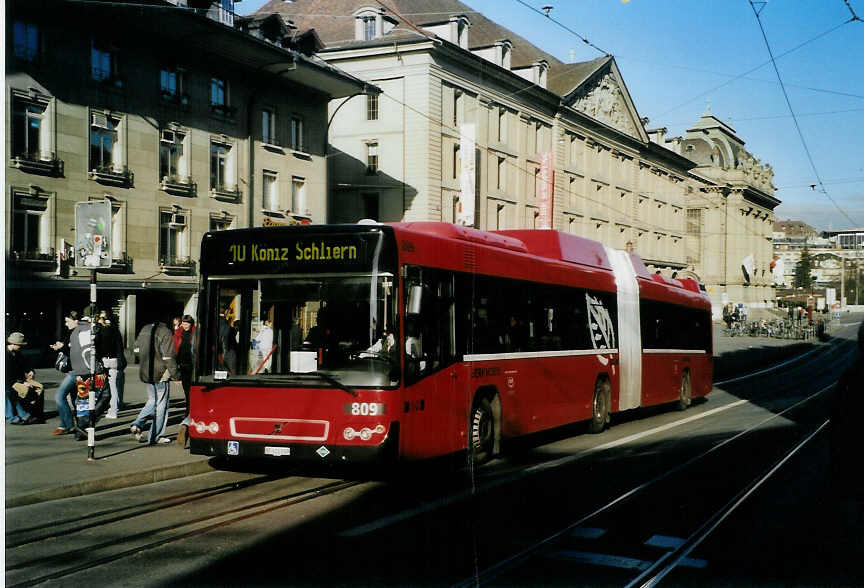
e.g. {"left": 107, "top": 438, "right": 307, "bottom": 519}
{"left": 130, "top": 319, "right": 180, "bottom": 445}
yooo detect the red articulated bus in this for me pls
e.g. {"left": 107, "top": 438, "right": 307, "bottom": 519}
{"left": 189, "top": 222, "right": 712, "bottom": 464}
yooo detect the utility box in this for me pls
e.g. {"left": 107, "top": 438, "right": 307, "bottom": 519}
{"left": 74, "top": 201, "right": 113, "bottom": 269}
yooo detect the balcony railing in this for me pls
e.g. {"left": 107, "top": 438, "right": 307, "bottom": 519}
{"left": 209, "top": 103, "right": 237, "bottom": 118}
{"left": 160, "top": 90, "right": 190, "bottom": 105}
{"left": 159, "top": 256, "right": 196, "bottom": 275}
{"left": 160, "top": 175, "right": 196, "bottom": 197}
{"left": 10, "top": 248, "right": 56, "bottom": 270}
{"left": 210, "top": 184, "right": 242, "bottom": 203}
{"left": 10, "top": 152, "right": 64, "bottom": 177}
{"left": 97, "top": 252, "right": 134, "bottom": 274}
{"left": 89, "top": 165, "right": 134, "bottom": 187}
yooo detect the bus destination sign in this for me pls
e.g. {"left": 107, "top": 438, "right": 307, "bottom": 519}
{"left": 202, "top": 232, "right": 383, "bottom": 275}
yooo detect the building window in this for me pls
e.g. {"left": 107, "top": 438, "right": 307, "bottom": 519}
{"left": 291, "top": 176, "right": 307, "bottom": 215}
{"left": 290, "top": 116, "right": 304, "bottom": 151}
{"left": 159, "top": 209, "right": 189, "bottom": 266}
{"left": 497, "top": 108, "right": 507, "bottom": 143}
{"left": 453, "top": 144, "right": 461, "bottom": 180}
{"left": 366, "top": 141, "right": 379, "bottom": 174}
{"left": 453, "top": 90, "right": 463, "bottom": 127}
{"left": 13, "top": 21, "right": 40, "bottom": 62}
{"left": 90, "top": 112, "right": 120, "bottom": 172}
{"left": 210, "top": 76, "right": 227, "bottom": 107}
{"left": 210, "top": 141, "right": 232, "bottom": 191}
{"left": 362, "top": 193, "right": 379, "bottom": 221}
{"left": 263, "top": 170, "right": 279, "bottom": 210}
{"left": 497, "top": 157, "right": 506, "bottom": 191}
{"left": 686, "top": 208, "right": 703, "bottom": 235}
{"left": 12, "top": 100, "right": 44, "bottom": 161}
{"left": 363, "top": 16, "right": 376, "bottom": 40}
{"left": 160, "top": 67, "right": 187, "bottom": 103}
{"left": 262, "top": 108, "right": 276, "bottom": 144}
{"left": 91, "top": 38, "right": 118, "bottom": 84}
{"left": 108, "top": 200, "right": 126, "bottom": 262}
{"left": 533, "top": 167, "right": 540, "bottom": 198}
{"left": 495, "top": 203, "right": 506, "bottom": 230}
{"left": 159, "top": 129, "right": 187, "bottom": 182}
{"left": 366, "top": 94, "right": 379, "bottom": 121}
{"left": 10, "top": 187, "right": 53, "bottom": 262}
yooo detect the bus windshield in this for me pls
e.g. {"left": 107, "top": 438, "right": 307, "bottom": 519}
{"left": 204, "top": 273, "right": 400, "bottom": 388}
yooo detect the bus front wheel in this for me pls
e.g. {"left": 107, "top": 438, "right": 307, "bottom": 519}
{"left": 469, "top": 397, "right": 495, "bottom": 465}
{"left": 589, "top": 378, "right": 610, "bottom": 434}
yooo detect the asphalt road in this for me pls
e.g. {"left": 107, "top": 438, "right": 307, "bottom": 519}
{"left": 5, "top": 320, "right": 862, "bottom": 587}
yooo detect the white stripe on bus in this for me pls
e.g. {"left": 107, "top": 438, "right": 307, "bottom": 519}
{"left": 463, "top": 349, "right": 619, "bottom": 362}
{"left": 642, "top": 349, "right": 706, "bottom": 354}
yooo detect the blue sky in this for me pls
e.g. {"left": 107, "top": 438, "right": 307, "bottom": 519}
{"left": 239, "top": 0, "right": 864, "bottom": 230}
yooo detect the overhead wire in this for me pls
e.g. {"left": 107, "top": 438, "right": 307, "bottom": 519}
{"left": 747, "top": 0, "right": 861, "bottom": 227}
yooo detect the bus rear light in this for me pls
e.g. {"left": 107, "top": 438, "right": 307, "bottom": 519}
{"left": 343, "top": 424, "right": 386, "bottom": 441}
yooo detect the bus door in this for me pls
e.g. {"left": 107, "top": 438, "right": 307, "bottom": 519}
{"left": 400, "top": 268, "right": 461, "bottom": 458}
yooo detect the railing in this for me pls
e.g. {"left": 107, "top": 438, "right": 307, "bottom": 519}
{"left": 722, "top": 318, "right": 828, "bottom": 341}
{"left": 209, "top": 103, "right": 237, "bottom": 118}
{"left": 89, "top": 165, "right": 134, "bottom": 187}
{"left": 210, "top": 184, "right": 242, "bottom": 202}
{"left": 159, "top": 256, "right": 196, "bottom": 275}
{"left": 10, "top": 152, "right": 64, "bottom": 176}
{"left": 160, "top": 175, "right": 196, "bottom": 197}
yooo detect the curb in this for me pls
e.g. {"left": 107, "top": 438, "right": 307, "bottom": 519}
{"left": 6, "top": 457, "right": 214, "bottom": 508}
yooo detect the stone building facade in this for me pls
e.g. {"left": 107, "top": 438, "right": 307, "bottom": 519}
{"left": 669, "top": 108, "right": 781, "bottom": 315}
{"left": 5, "top": 0, "right": 374, "bottom": 352}
{"left": 259, "top": 0, "right": 695, "bottom": 271}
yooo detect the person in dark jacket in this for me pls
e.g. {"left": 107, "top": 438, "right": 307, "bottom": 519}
{"left": 216, "top": 306, "right": 237, "bottom": 375}
{"left": 49, "top": 310, "right": 80, "bottom": 435}
{"left": 98, "top": 311, "right": 127, "bottom": 419}
{"left": 130, "top": 320, "right": 180, "bottom": 445}
{"left": 67, "top": 308, "right": 109, "bottom": 439}
{"left": 830, "top": 320, "right": 864, "bottom": 499}
{"left": 175, "top": 315, "right": 196, "bottom": 446}
{"left": 5, "top": 332, "right": 39, "bottom": 424}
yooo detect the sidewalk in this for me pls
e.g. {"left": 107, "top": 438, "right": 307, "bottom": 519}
{"left": 5, "top": 366, "right": 211, "bottom": 507}
{"left": 3, "top": 327, "right": 842, "bottom": 508}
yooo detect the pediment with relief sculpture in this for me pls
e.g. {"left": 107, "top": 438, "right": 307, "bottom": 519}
{"left": 562, "top": 61, "right": 648, "bottom": 142}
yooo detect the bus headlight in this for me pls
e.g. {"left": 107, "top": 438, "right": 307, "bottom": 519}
{"left": 343, "top": 424, "right": 386, "bottom": 441}
{"left": 195, "top": 421, "right": 207, "bottom": 434}
{"left": 208, "top": 422, "right": 220, "bottom": 434}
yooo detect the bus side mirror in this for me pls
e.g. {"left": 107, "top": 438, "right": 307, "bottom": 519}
{"left": 407, "top": 285, "right": 423, "bottom": 315}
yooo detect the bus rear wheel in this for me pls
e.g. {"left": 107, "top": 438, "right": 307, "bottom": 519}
{"left": 677, "top": 371, "right": 692, "bottom": 411}
{"left": 589, "top": 378, "right": 610, "bottom": 434}
{"left": 469, "top": 397, "right": 494, "bottom": 465}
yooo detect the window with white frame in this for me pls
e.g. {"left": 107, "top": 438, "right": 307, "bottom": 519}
{"left": 210, "top": 139, "right": 236, "bottom": 193}
{"left": 263, "top": 170, "right": 279, "bottom": 211}
{"left": 159, "top": 208, "right": 189, "bottom": 266}
{"left": 91, "top": 38, "right": 119, "bottom": 84}
{"left": 262, "top": 108, "right": 276, "bottom": 144}
{"left": 10, "top": 187, "right": 53, "bottom": 259}
{"left": 290, "top": 116, "right": 304, "bottom": 151}
{"left": 90, "top": 112, "right": 122, "bottom": 173}
{"left": 362, "top": 16, "right": 376, "bottom": 40}
{"left": 159, "top": 128, "right": 188, "bottom": 183}
{"left": 13, "top": 21, "right": 40, "bottom": 62}
{"left": 11, "top": 95, "right": 49, "bottom": 161}
{"left": 110, "top": 200, "right": 125, "bottom": 261}
{"left": 366, "top": 141, "right": 379, "bottom": 174}
{"left": 291, "top": 176, "right": 307, "bottom": 215}
{"left": 366, "top": 94, "right": 379, "bottom": 121}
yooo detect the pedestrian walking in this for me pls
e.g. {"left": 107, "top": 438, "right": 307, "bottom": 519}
{"left": 5, "top": 332, "right": 41, "bottom": 424}
{"left": 175, "top": 315, "right": 195, "bottom": 446}
{"left": 67, "top": 308, "right": 109, "bottom": 440}
{"left": 130, "top": 320, "right": 180, "bottom": 445}
{"left": 49, "top": 310, "right": 80, "bottom": 435}
{"left": 99, "top": 311, "right": 127, "bottom": 419}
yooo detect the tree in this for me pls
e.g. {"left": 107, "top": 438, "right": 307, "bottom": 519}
{"left": 794, "top": 246, "right": 814, "bottom": 289}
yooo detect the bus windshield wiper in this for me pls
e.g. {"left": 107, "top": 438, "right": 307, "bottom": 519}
{"left": 311, "top": 372, "right": 357, "bottom": 397}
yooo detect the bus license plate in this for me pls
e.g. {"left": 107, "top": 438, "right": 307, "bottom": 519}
{"left": 264, "top": 446, "right": 291, "bottom": 457}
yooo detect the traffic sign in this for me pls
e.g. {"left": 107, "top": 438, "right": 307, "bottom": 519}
{"left": 74, "top": 201, "right": 113, "bottom": 269}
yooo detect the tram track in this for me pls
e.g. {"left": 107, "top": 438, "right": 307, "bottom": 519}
{"left": 5, "top": 479, "right": 363, "bottom": 588}
{"left": 449, "top": 337, "right": 856, "bottom": 587}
